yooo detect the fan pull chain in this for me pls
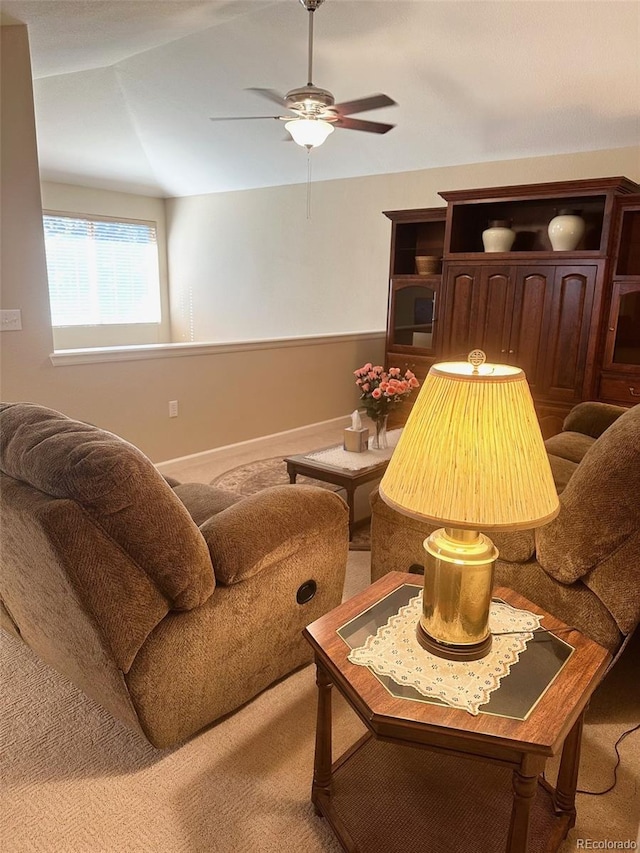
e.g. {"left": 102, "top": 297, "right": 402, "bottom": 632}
{"left": 306, "top": 149, "right": 312, "bottom": 219}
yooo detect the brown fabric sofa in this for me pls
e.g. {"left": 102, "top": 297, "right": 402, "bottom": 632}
{"left": 370, "top": 402, "right": 640, "bottom": 656}
{"left": 0, "top": 402, "right": 349, "bottom": 748}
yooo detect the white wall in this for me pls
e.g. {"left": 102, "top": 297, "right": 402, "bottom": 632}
{"left": 167, "top": 147, "right": 640, "bottom": 343}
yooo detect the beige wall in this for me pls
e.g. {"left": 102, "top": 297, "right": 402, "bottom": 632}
{"left": 2, "top": 24, "right": 639, "bottom": 462}
{"left": 40, "top": 181, "right": 171, "bottom": 349}
{"left": 167, "top": 147, "right": 640, "bottom": 342}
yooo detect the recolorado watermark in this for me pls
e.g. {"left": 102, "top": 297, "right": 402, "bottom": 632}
{"left": 576, "top": 842, "right": 637, "bottom": 850}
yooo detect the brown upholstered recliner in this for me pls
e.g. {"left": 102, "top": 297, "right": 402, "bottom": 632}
{"left": 370, "top": 402, "right": 640, "bottom": 658}
{"left": 0, "top": 402, "right": 349, "bottom": 748}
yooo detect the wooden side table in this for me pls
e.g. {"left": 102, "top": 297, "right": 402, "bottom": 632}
{"left": 284, "top": 451, "right": 392, "bottom": 540}
{"left": 303, "top": 572, "right": 611, "bottom": 853}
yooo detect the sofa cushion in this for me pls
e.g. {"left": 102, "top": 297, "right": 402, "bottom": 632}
{"left": 546, "top": 454, "right": 578, "bottom": 495}
{"left": 0, "top": 403, "right": 214, "bottom": 610}
{"left": 172, "top": 482, "right": 240, "bottom": 526}
{"left": 544, "top": 431, "right": 594, "bottom": 465}
{"left": 536, "top": 404, "right": 640, "bottom": 585}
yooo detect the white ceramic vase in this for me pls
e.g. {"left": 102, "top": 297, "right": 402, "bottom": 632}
{"left": 482, "top": 219, "right": 516, "bottom": 253}
{"left": 548, "top": 209, "right": 585, "bottom": 251}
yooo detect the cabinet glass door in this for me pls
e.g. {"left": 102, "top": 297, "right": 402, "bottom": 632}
{"left": 609, "top": 284, "right": 640, "bottom": 366}
{"left": 391, "top": 283, "right": 437, "bottom": 352}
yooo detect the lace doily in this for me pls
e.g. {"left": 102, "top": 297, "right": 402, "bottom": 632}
{"left": 347, "top": 594, "right": 542, "bottom": 715}
{"left": 304, "top": 429, "right": 402, "bottom": 471}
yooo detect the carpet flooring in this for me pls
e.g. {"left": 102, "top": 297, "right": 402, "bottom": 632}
{"left": 209, "top": 456, "right": 371, "bottom": 550}
{"left": 1, "top": 552, "right": 638, "bottom": 852}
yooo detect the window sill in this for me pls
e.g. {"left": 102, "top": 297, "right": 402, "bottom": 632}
{"left": 49, "top": 330, "right": 385, "bottom": 366}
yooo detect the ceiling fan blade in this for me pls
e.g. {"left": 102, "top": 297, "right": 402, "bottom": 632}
{"left": 332, "top": 94, "right": 396, "bottom": 116}
{"left": 333, "top": 116, "right": 395, "bottom": 134}
{"left": 209, "top": 116, "right": 283, "bottom": 122}
{"left": 246, "top": 88, "right": 289, "bottom": 108}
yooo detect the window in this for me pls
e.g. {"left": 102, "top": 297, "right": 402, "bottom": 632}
{"left": 43, "top": 213, "right": 161, "bottom": 328}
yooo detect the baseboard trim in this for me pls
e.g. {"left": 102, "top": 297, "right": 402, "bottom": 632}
{"left": 156, "top": 414, "right": 352, "bottom": 470}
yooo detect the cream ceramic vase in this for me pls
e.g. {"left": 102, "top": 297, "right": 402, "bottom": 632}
{"left": 482, "top": 219, "right": 516, "bottom": 253}
{"left": 548, "top": 209, "right": 585, "bottom": 251}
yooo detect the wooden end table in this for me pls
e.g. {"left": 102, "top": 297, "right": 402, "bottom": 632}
{"left": 303, "top": 572, "right": 611, "bottom": 853}
{"left": 284, "top": 447, "right": 393, "bottom": 540}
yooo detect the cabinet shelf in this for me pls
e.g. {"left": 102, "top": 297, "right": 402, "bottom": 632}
{"left": 443, "top": 250, "right": 603, "bottom": 262}
{"left": 384, "top": 208, "right": 446, "bottom": 277}
{"left": 391, "top": 273, "right": 442, "bottom": 283}
{"left": 447, "top": 196, "right": 607, "bottom": 254}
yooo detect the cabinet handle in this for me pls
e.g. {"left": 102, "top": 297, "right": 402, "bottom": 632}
{"left": 630, "top": 387, "right": 640, "bottom": 398}
{"left": 609, "top": 327, "right": 615, "bottom": 332}
{"left": 501, "top": 349, "right": 506, "bottom": 353}
{"left": 509, "top": 349, "right": 514, "bottom": 354}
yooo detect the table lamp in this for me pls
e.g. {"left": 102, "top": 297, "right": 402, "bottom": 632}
{"left": 379, "top": 351, "right": 559, "bottom": 661}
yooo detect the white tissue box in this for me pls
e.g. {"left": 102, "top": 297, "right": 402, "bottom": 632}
{"left": 343, "top": 427, "right": 369, "bottom": 452}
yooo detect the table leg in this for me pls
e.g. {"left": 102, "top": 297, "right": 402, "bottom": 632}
{"left": 553, "top": 712, "right": 585, "bottom": 828}
{"left": 287, "top": 464, "right": 297, "bottom": 485}
{"left": 312, "top": 659, "right": 333, "bottom": 815}
{"left": 506, "top": 754, "right": 545, "bottom": 853}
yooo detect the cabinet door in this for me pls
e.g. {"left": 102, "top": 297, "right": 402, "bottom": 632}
{"left": 387, "top": 278, "right": 441, "bottom": 355}
{"left": 441, "top": 266, "right": 476, "bottom": 358}
{"left": 442, "top": 265, "right": 515, "bottom": 361}
{"left": 602, "top": 280, "right": 640, "bottom": 371}
{"left": 472, "top": 266, "right": 514, "bottom": 360}
{"left": 509, "top": 268, "right": 555, "bottom": 391}
{"left": 539, "top": 266, "right": 597, "bottom": 403}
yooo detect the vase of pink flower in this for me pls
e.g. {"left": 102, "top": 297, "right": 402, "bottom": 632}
{"left": 353, "top": 363, "right": 420, "bottom": 449}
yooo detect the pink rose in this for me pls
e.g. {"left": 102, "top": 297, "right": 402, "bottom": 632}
{"left": 409, "top": 377, "right": 420, "bottom": 388}
{"left": 361, "top": 383, "right": 370, "bottom": 391}
{"left": 372, "top": 388, "right": 382, "bottom": 399}
{"left": 389, "top": 367, "right": 401, "bottom": 377}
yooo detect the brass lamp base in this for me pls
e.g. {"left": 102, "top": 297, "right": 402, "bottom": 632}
{"left": 418, "top": 527, "right": 498, "bottom": 662}
{"left": 416, "top": 621, "right": 493, "bottom": 661}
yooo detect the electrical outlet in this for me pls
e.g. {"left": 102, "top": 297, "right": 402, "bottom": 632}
{"left": 169, "top": 400, "right": 179, "bottom": 418}
{"left": 0, "top": 309, "right": 22, "bottom": 331}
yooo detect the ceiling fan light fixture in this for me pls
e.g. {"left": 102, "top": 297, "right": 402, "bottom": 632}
{"left": 285, "top": 118, "right": 334, "bottom": 148}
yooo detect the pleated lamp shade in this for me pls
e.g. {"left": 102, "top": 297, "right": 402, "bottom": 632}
{"left": 379, "top": 360, "right": 560, "bottom": 531}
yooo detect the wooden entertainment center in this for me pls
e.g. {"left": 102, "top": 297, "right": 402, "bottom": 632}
{"left": 383, "top": 177, "right": 640, "bottom": 436}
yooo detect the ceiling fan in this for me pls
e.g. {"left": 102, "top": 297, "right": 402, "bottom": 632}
{"left": 210, "top": 0, "right": 397, "bottom": 149}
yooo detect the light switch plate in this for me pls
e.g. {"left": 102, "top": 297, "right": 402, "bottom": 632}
{"left": 0, "top": 309, "right": 22, "bottom": 331}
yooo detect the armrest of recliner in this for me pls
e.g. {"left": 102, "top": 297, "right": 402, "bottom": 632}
{"left": 370, "top": 486, "right": 535, "bottom": 564}
{"left": 198, "top": 484, "right": 349, "bottom": 585}
{"left": 562, "top": 401, "right": 628, "bottom": 439}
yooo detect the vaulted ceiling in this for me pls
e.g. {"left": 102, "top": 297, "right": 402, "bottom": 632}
{"left": 3, "top": 0, "right": 639, "bottom": 198}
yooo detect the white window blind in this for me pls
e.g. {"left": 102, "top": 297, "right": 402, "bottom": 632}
{"left": 43, "top": 214, "right": 161, "bottom": 327}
